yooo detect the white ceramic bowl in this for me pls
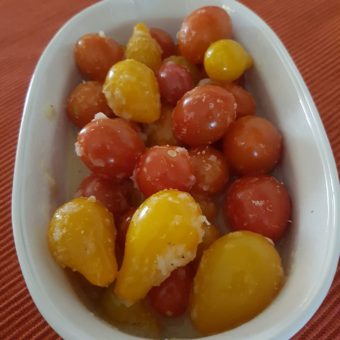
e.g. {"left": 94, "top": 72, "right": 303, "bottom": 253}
{"left": 12, "top": 0, "right": 340, "bottom": 339}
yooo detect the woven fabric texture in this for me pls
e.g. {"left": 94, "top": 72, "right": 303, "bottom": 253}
{"left": 0, "top": 0, "right": 339, "bottom": 339}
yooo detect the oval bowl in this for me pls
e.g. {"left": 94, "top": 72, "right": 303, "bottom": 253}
{"left": 12, "top": 0, "right": 340, "bottom": 339}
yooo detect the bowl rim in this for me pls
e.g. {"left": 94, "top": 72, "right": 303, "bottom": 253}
{"left": 12, "top": 0, "right": 340, "bottom": 339}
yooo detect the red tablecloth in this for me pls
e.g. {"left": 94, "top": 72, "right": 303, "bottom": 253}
{"left": 0, "top": 0, "right": 339, "bottom": 338}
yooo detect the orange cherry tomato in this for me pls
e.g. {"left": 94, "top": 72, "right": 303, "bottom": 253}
{"left": 177, "top": 6, "right": 232, "bottom": 64}
{"left": 76, "top": 118, "right": 145, "bottom": 179}
{"left": 189, "top": 146, "right": 229, "bottom": 195}
{"left": 66, "top": 81, "right": 114, "bottom": 128}
{"left": 74, "top": 33, "right": 123, "bottom": 81}
{"left": 223, "top": 116, "right": 282, "bottom": 175}
{"left": 150, "top": 27, "right": 176, "bottom": 59}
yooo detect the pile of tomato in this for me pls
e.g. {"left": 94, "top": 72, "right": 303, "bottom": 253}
{"left": 48, "top": 6, "right": 292, "bottom": 337}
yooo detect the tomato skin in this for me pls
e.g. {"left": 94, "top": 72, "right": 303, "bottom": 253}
{"left": 164, "top": 56, "right": 201, "bottom": 83}
{"left": 66, "top": 81, "right": 114, "bottom": 128}
{"left": 117, "top": 208, "right": 136, "bottom": 251}
{"left": 204, "top": 39, "right": 252, "bottom": 82}
{"left": 191, "top": 193, "right": 217, "bottom": 223}
{"left": 226, "top": 84, "right": 256, "bottom": 118}
{"left": 189, "top": 146, "right": 229, "bottom": 195}
{"left": 75, "top": 174, "right": 132, "bottom": 221}
{"left": 223, "top": 116, "right": 282, "bottom": 175}
{"left": 224, "top": 176, "right": 291, "bottom": 241}
{"left": 178, "top": 6, "right": 232, "bottom": 64}
{"left": 150, "top": 28, "right": 176, "bottom": 59}
{"left": 157, "top": 62, "right": 194, "bottom": 105}
{"left": 148, "top": 265, "right": 193, "bottom": 317}
{"left": 172, "top": 85, "right": 236, "bottom": 146}
{"left": 76, "top": 118, "right": 145, "bottom": 179}
{"left": 74, "top": 34, "right": 124, "bottom": 81}
{"left": 134, "top": 146, "right": 195, "bottom": 197}
{"left": 190, "top": 231, "right": 283, "bottom": 334}
{"left": 198, "top": 79, "right": 256, "bottom": 118}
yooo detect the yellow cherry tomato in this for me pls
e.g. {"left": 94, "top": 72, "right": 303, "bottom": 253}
{"left": 125, "top": 23, "right": 162, "bottom": 72}
{"left": 103, "top": 59, "right": 161, "bottom": 123}
{"left": 100, "top": 288, "right": 160, "bottom": 338}
{"left": 190, "top": 231, "right": 283, "bottom": 335}
{"left": 48, "top": 197, "right": 117, "bottom": 287}
{"left": 204, "top": 39, "right": 252, "bottom": 82}
{"left": 115, "top": 190, "right": 205, "bottom": 304}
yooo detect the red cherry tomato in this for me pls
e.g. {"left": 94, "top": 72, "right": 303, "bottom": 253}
{"left": 191, "top": 193, "right": 217, "bottom": 223}
{"left": 117, "top": 208, "right": 136, "bottom": 250}
{"left": 74, "top": 33, "right": 124, "bottom": 81}
{"left": 76, "top": 118, "right": 145, "bottom": 179}
{"left": 150, "top": 27, "right": 176, "bottom": 59}
{"left": 223, "top": 83, "right": 256, "bottom": 118}
{"left": 66, "top": 81, "right": 114, "bottom": 128}
{"left": 224, "top": 176, "right": 291, "bottom": 241}
{"left": 134, "top": 145, "right": 195, "bottom": 197}
{"left": 148, "top": 265, "right": 193, "bottom": 317}
{"left": 75, "top": 174, "right": 132, "bottom": 221}
{"left": 198, "top": 79, "right": 256, "bottom": 118}
{"left": 223, "top": 116, "right": 282, "bottom": 175}
{"left": 177, "top": 6, "right": 232, "bottom": 64}
{"left": 157, "top": 62, "right": 194, "bottom": 105}
{"left": 172, "top": 85, "right": 236, "bottom": 146}
{"left": 189, "top": 146, "right": 229, "bottom": 195}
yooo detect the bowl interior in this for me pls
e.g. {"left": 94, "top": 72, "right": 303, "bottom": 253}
{"left": 13, "top": 0, "right": 339, "bottom": 339}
